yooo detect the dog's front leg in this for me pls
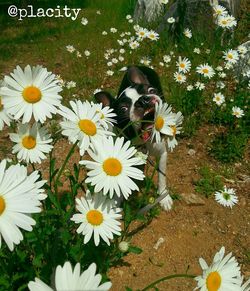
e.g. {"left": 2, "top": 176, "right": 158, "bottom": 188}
{"left": 158, "top": 148, "right": 173, "bottom": 211}
{"left": 147, "top": 142, "right": 173, "bottom": 211}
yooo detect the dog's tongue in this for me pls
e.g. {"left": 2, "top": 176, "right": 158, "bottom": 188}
{"left": 142, "top": 125, "right": 153, "bottom": 142}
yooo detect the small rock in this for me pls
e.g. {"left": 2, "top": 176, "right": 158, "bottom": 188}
{"left": 180, "top": 193, "right": 206, "bottom": 206}
{"left": 237, "top": 174, "right": 250, "bottom": 184}
{"left": 153, "top": 237, "right": 165, "bottom": 250}
{"left": 188, "top": 149, "right": 196, "bottom": 156}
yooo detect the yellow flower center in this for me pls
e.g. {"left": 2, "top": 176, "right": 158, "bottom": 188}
{"left": 227, "top": 53, "right": 233, "bottom": 59}
{"left": 222, "top": 20, "right": 227, "bottom": 25}
{"left": 0, "top": 196, "right": 6, "bottom": 215}
{"left": 177, "top": 75, "right": 182, "bottom": 80}
{"left": 206, "top": 271, "right": 221, "bottom": 291}
{"left": 78, "top": 119, "right": 97, "bottom": 136}
{"left": 149, "top": 34, "right": 155, "bottom": 39}
{"left": 139, "top": 31, "right": 145, "bottom": 36}
{"left": 103, "top": 158, "right": 122, "bottom": 176}
{"left": 22, "top": 135, "right": 36, "bottom": 149}
{"left": 86, "top": 209, "right": 103, "bottom": 226}
{"left": 202, "top": 68, "right": 209, "bottom": 74}
{"left": 22, "top": 86, "right": 42, "bottom": 103}
{"left": 155, "top": 116, "right": 164, "bottom": 131}
{"left": 170, "top": 125, "right": 177, "bottom": 136}
{"left": 216, "top": 96, "right": 221, "bottom": 101}
{"left": 180, "top": 63, "right": 185, "bottom": 68}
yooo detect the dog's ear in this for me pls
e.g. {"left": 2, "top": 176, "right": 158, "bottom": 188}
{"left": 94, "top": 91, "right": 115, "bottom": 107}
{"left": 127, "top": 66, "right": 149, "bottom": 85}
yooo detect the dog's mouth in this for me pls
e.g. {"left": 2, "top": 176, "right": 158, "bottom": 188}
{"left": 141, "top": 107, "right": 155, "bottom": 142}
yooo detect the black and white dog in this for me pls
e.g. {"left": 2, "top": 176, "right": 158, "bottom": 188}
{"left": 95, "top": 66, "right": 173, "bottom": 211}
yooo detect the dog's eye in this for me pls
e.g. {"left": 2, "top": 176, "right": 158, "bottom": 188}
{"left": 120, "top": 106, "right": 128, "bottom": 112}
{"left": 148, "top": 87, "right": 157, "bottom": 94}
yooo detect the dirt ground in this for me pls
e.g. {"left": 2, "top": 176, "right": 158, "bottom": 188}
{"left": 1, "top": 125, "right": 249, "bottom": 291}
{"left": 108, "top": 126, "right": 250, "bottom": 291}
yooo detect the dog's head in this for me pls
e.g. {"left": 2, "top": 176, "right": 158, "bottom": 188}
{"left": 95, "top": 66, "right": 163, "bottom": 140}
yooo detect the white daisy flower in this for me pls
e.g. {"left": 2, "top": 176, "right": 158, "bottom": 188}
{"left": 147, "top": 30, "right": 159, "bottom": 41}
{"left": 212, "top": 4, "right": 228, "bottom": 17}
{"left": 136, "top": 27, "right": 149, "bottom": 40}
{"left": 111, "top": 58, "right": 118, "bottom": 64}
{"left": 187, "top": 85, "right": 194, "bottom": 91}
{"left": 217, "top": 15, "right": 237, "bottom": 28}
{"left": 195, "top": 246, "right": 242, "bottom": 291}
{"left": 232, "top": 106, "right": 244, "bottom": 118}
{"left": 195, "top": 82, "right": 205, "bottom": 90}
{"left": 84, "top": 50, "right": 91, "bottom": 57}
{"left": 66, "top": 45, "right": 75, "bottom": 53}
{"left": 0, "top": 160, "right": 46, "bottom": 251}
{"left": 196, "top": 64, "right": 215, "bottom": 79}
{"left": 66, "top": 81, "right": 76, "bottom": 89}
{"left": 215, "top": 186, "right": 238, "bottom": 208}
{"left": 216, "top": 66, "right": 223, "bottom": 71}
{"left": 174, "top": 72, "right": 187, "bottom": 84}
{"left": 71, "top": 191, "right": 122, "bottom": 246}
{"left": 76, "top": 51, "right": 82, "bottom": 58}
{"left": 163, "top": 55, "right": 171, "bottom": 63}
{"left": 167, "top": 111, "right": 183, "bottom": 151}
{"left": 126, "top": 14, "right": 132, "bottom": 20}
{"left": 217, "top": 81, "right": 226, "bottom": 89}
{"left": 151, "top": 101, "right": 175, "bottom": 143}
{"left": 183, "top": 28, "right": 192, "bottom": 38}
{"left": 91, "top": 102, "right": 116, "bottom": 129}
{"left": 96, "top": 10, "right": 101, "bottom": 15}
{"left": 28, "top": 261, "right": 112, "bottom": 291}
{"left": 223, "top": 49, "right": 239, "bottom": 64}
{"left": 81, "top": 17, "right": 88, "bottom": 25}
{"left": 237, "top": 45, "right": 248, "bottom": 56}
{"left": 140, "top": 57, "right": 151, "bottom": 66}
{"left": 213, "top": 92, "right": 225, "bottom": 106}
{"left": 119, "top": 48, "right": 125, "bottom": 54}
{"left": 0, "top": 65, "right": 62, "bottom": 124}
{"left": 160, "top": 0, "right": 169, "bottom": 4}
{"left": 118, "top": 55, "right": 125, "bottom": 62}
{"left": 106, "top": 70, "right": 114, "bottom": 76}
{"left": 240, "top": 277, "right": 250, "bottom": 291}
{"left": 167, "top": 17, "right": 175, "bottom": 23}
{"left": 129, "top": 40, "right": 140, "bottom": 49}
{"left": 80, "top": 136, "right": 145, "bottom": 199}
{"left": 194, "top": 48, "right": 201, "bottom": 54}
{"left": 9, "top": 123, "right": 53, "bottom": 164}
{"left": 176, "top": 56, "right": 191, "bottom": 73}
{"left": 58, "top": 100, "right": 113, "bottom": 155}
{"left": 0, "top": 81, "right": 11, "bottom": 130}
{"left": 102, "top": 31, "right": 108, "bottom": 35}
{"left": 110, "top": 27, "right": 117, "bottom": 33}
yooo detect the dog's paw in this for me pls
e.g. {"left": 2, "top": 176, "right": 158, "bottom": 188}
{"left": 159, "top": 193, "right": 173, "bottom": 211}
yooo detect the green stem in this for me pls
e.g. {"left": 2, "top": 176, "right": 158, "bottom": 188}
{"left": 54, "top": 141, "right": 78, "bottom": 194}
{"left": 140, "top": 274, "right": 196, "bottom": 291}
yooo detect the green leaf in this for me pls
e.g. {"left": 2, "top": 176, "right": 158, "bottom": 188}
{"left": 125, "top": 287, "right": 133, "bottom": 291}
{"left": 128, "top": 246, "right": 142, "bottom": 254}
{"left": 47, "top": 189, "right": 60, "bottom": 209}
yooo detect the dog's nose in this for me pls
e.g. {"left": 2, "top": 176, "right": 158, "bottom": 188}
{"left": 137, "top": 96, "right": 151, "bottom": 106}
